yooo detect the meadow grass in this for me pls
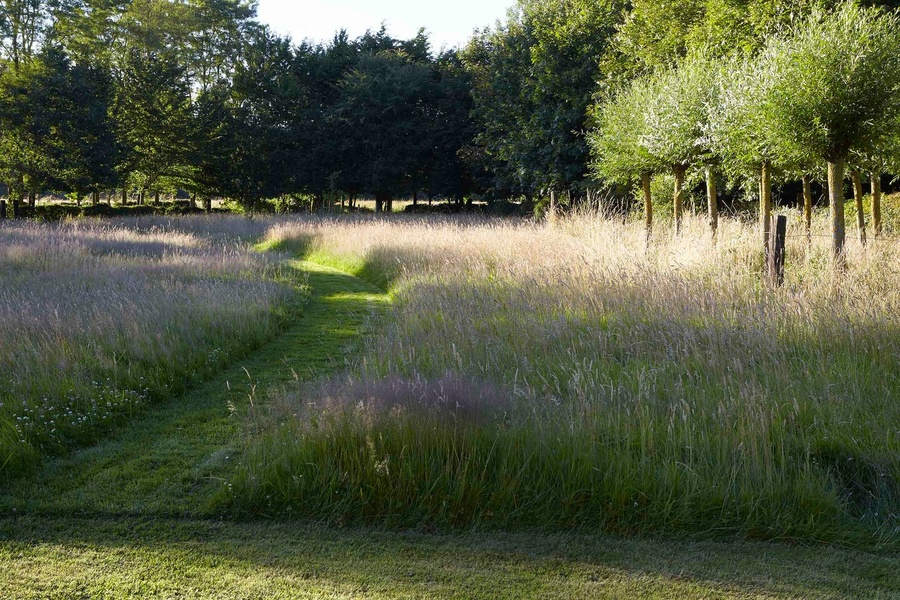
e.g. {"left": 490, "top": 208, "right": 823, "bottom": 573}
{"left": 0, "top": 217, "right": 299, "bottom": 477}
{"left": 230, "top": 205, "right": 900, "bottom": 548}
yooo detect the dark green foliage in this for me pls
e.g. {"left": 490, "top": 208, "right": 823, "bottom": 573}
{"left": 116, "top": 46, "right": 193, "bottom": 196}
{"left": 463, "top": 0, "right": 625, "bottom": 198}
{"left": 0, "top": 3, "right": 484, "bottom": 209}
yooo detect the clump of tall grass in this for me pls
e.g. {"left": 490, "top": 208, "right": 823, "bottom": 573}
{"left": 0, "top": 218, "right": 300, "bottom": 477}
{"left": 232, "top": 211, "right": 900, "bottom": 546}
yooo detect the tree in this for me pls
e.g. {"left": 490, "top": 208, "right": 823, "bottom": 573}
{"left": 639, "top": 53, "right": 722, "bottom": 235}
{"left": 851, "top": 130, "right": 900, "bottom": 238}
{"left": 417, "top": 50, "right": 478, "bottom": 203}
{"left": 208, "top": 26, "right": 300, "bottom": 206}
{"left": 328, "top": 51, "right": 435, "bottom": 212}
{"left": 184, "top": 0, "right": 257, "bottom": 92}
{"left": 464, "top": 0, "right": 625, "bottom": 201}
{"left": 708, "top": 52, "right": 790, "bottom": 258}
{"left": 607, "top": 0, "right": 833, "bottom": 77}
{"left": 588, "top": 75, "right": 663, "bottom": 239}
{"left": 116, "top": 46, "right": 192, "bottom": 202}
{"left": 756, "top": 2, "right": 900, "bottom": 261}
{"left": 0, "top": 0, "right": 47, "bottom": 71}
{"left": 0, "top": 60, "right": 51, "bottom": 202}
{"left": 36, "top": 48, "right": 119, "bottom": 201}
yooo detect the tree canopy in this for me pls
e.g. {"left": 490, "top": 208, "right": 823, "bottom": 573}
{"left": 0, "top": 0, "right": 897, "bottom": 234}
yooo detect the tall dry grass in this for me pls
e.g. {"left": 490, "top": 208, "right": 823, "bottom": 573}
{"left": 0, "top": 218, "right": 299, "bottom": 476}
{"left": 232, "top": 210, "right": 900, "bottom": 546}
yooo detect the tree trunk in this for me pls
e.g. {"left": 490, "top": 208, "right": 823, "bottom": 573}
{"left": 121, "top": 188, "right": 128, "bottom": 206}
{"left": 28, "top": 191, "right": 35, "bottom": 206}
{"left": 386, "top": 198, "right": 393, "bottom": 213}
{"left": 549, "top": 189, "right": 557, "bottom": 222}
{"left": 412, "top": 190, "right": 418, "bottom": 206}
{"left": 641, "top": 172, "right": 653, "bottom": 242}
{"left": 706, "top": 166, "right": 718, "bottom": 238}
{"left": 802, "top": 174, "right": 812, "bottom": 246}
{"left": 760, "top": 160, "right": 772, "bottom": 259}
{"left": 673, "top": 166, "right": 685, "bottom": 235}
{"left": 828, "top": 159, "right": 846, "bottom": 263}
{"left": 851, "top": 169, "right": 866, "bottom": 246}
{"left": 871, "top": 174, "right": 882, "bottom": 239}
{"left": 138, "top": 190, "right": 145, "bottom": 206}
{"left": 92, "top": 191, "right": 99, "bottom": 206}
{"left": 154, "top": 190, "right": 160, "bottom": 206}
{"left": 204, "top": 197, "right": 212, "bottom": 213}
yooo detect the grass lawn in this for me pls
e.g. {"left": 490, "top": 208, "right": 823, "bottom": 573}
{"left": 2, "top": 516, "right": 899, "bottom": 599}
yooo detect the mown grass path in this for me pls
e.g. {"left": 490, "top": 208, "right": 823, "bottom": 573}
{"left": 0, "top": 260, "right": 387, "bottom": 517}
{"left": 0, "top": 259, "right": 898, "bottom": 599}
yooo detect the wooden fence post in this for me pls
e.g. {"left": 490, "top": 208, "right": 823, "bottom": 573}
{"left": 12, "top": 199, "right": 20, "bottom": 219}
{"left": 767, "top": 214, "right": 787, "bottom": 287}
{"left": 0, "top": 200, "right": 6, "bottom": 221}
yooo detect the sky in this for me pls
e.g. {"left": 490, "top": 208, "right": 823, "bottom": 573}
{"left": 256, "top": 0, "right": 514, "bottom": 51}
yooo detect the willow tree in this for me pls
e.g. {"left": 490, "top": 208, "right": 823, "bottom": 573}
{"left": 707, "top": 52, "right": 789, "bottom": 257}
{"left": 587, "top": 75, "right": 663, "bottom": 240}
{"left": 758, "top": 2, "right": 900, "bottom": 261}
{"left": 640, "top": 53, "right": 721, "bottom": 236}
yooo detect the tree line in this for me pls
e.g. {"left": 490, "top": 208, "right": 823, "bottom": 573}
{"left": 0, "top": 0, "right": 899, "bottom": 239}
{"left": 587, "top": 1, "right": 900, "bottom": 262}
{"left": 0, "top": 0, "right": 474, "bottom": 211}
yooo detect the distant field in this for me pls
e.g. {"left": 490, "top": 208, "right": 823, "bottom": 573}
{"left": 232, "top": 207, "right": 900, "bottom": 548}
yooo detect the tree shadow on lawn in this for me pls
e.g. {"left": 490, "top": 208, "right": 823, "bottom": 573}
{"left": 0, "top": 515, "right": 897, "bottom": 599}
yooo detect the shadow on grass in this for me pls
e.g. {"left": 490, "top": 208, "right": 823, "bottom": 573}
{"left": 0, "top": 515, "right": 897, "bottom": 599}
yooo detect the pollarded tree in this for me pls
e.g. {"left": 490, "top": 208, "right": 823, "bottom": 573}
{"left": 758, "top": 2, "right": 900, "bottom": 261}
{"left": 708, "top": 52, "right": 795, "bottom": 256}
{"left": 639, "top": 52, "right": 721, "bottom": 235}
{"left": 606, "top": 0, "right": 835, "bottom": 80}
{"left": 587, "top": 75, "right": 664, "bottom": 239}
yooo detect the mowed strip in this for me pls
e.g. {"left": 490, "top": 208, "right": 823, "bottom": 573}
{"left": 0, "top": 516, "right": 898, "bottom": 599}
